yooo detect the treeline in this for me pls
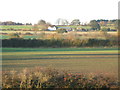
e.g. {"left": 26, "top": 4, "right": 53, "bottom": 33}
{"left": 2, "top": 38, "right": 119, "bottom": 48}
{"left": 96, "top": 19, "right": 117, "bottom": 23}
{"left": 96, "top": 19, "right": 117, "bottom": 26}
{"left": 0, "top": 21, "right": 32, "bottom": 25}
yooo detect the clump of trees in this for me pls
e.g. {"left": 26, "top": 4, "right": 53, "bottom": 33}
{"left": 89, "top": 20, "right": 101, "bottom": 30}
{"left": 37, "top": 20, "right": 46, "bottom": 25}
{"left": 33, "top": 20, "right": 52, "bottom": 31}
{"left": 0, "top": 21, "right": 32, "bottom": 25}
{"left": 71, "top": 19, "right": 80, "bottom": 25}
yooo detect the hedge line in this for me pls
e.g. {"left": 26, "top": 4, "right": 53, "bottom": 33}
{"left": 2, "top": 67, "right": 118, "bottom": 88}
{"left": 1, "top": 38, "right": 119, "bottom": 48}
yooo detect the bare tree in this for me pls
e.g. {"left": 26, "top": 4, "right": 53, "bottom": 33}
{"left": 56, "top": 18, "right": 69, "bottom": 25}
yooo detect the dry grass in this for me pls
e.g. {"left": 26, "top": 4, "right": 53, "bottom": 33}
{"left": 1, "top": 31, "right": 118, "bottom": 41}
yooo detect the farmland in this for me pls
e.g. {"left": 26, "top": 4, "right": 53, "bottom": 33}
{"left": 1, "top": 24, "right": 119, "bottom": 88}
{"left": 0, "top": 25, "right": 116, "bottom": 30}
{"left": 2, "top": 48, "right": 118, "bottom": 74}
{"left": 0, "top": 24, "right": 117, "bottom": 40}
{"left": 0, "top": 25, "right": 33, "bottom": 30}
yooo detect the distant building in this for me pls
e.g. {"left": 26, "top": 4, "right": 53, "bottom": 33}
{"left": 47, "top": 25, "right": 57, "bottom": 31}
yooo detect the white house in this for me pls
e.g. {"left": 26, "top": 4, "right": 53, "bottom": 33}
{"left": 47, "top": 25, "right": 57, "bottom": 31}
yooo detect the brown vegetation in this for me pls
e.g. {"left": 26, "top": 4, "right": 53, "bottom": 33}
{"left": 2, "top": 67, "right": 118, "bottom": 88}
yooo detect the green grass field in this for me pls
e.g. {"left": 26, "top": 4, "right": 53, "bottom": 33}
{"left": 51, "top": 25, "right": 116, "bottom": 30}
{"left": 2, "top": 48, "right": 118, "bottom": 74}
{"left": 0, "top": 25, "right": 33, "bottom": 29}
{"left": 57, "top": 25, "right": 91, "bottom": 29}
{"left": 0, "top": 25, "right": 116, "bottom": 30}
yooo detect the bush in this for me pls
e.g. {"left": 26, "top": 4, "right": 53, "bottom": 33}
{"left": 9, "top": 33, "right": 20, "bottom": 39}
{"left": 101, "top": 28, "right": 110, "bottom": 31}
{"left": 56, "top": 28, "right": 67, "bottom": 33}
{"left": 2, "top": 67, "right": 118, "bottom": 88}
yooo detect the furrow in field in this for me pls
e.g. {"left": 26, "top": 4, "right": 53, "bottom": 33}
{"left": 2, "top": 50, "right": 118, "bottom": 55}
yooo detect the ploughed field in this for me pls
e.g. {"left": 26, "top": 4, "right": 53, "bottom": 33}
{"left": 2, "top": 48, "right": 118, "bottom": 74}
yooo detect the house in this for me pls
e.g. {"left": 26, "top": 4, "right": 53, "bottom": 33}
{"left": 47, "top": 25, "right": 57, "bottom": 31}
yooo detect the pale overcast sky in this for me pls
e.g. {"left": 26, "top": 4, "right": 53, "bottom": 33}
{"left": 0, "top": 0, "right": 119, "bottom": 24}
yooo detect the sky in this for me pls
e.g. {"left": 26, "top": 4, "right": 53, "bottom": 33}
{"left": 0, "top": 0, "right": 119, "bottom": 24}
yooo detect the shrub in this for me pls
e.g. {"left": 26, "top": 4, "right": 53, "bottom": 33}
{"left": 2, "top": 67, "right": 119, "bottom": 88}
{"left": 9, "top": 33, "right": 21, "bottom": 39}
{"left": 56, "top": 28, "right": 67, "bottom": 33}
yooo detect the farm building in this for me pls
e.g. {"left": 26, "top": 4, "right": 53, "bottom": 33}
{"left": 47, "top": 25, "right": 57, "bottom": 31}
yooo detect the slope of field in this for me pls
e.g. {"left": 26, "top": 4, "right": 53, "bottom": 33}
{"left": 2, "top": 48, "right": 118, "bottom": 74}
